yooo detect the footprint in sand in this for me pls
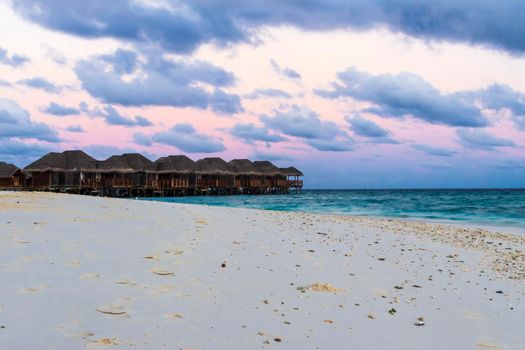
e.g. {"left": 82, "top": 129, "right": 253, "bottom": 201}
{"left": 66, "top": 260, "right": 81, "bottom": 268}
{"left": 464, "top": 310, "right": 488, "bottom": 321}
{"left": 19, "top": 285, "right": 50, "bottom": 293}
{"left": 80, "top": 273, "right": 99, "bottom": 280}
{"left": 149, "top": 284, "right": 177, "bottom": 295}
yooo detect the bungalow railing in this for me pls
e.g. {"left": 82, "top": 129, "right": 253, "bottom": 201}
{"left": 289, "top": 180, "right": 303, "bottom": 188}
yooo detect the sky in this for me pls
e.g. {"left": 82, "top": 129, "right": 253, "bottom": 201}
{"left": 0, "top": 0, "right": 524, "bottom": 189}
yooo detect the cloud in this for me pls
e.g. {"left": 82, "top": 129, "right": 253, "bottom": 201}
{"left": 0, "top": 139, "right": 54, "bottom": 166}
{"left": 261, "top": 105, "right": 342, "bottom": 139}
{"left": 346, "top": 115, "right": 389, "bottom": 137}
{"left": 260, "top": 105, "right": 353, "bottom": 151}
{"left": 251, "top": 151, "right": 293, "bottom": 161}
{"left": 305, "top": 138, "right": 354, "bottom": 151}
{"left": 74, "top": 49, "right": 242, "bottom": 114}
{"left": 345, "top": 115, "right": 399, "bottom": 144}
{"left": 229, "top": 123, "right": 287, "bottom": 144}
{"left": 463, "top": 84, "right": 525, "bottom": 130}
{"left": 18, "top": 77, "right": 61, "bottom": 93}
{"left": 491, "top": 159, "right": 525, "bottom": 170}
{"left": 132, "top": 132, "right": 153, "bottom": 146}
{"left": 0, "top": 79, "right": 12, "bottom": 87}
{"left": 100, "top": 48, "right": 139, "bottom": 74}
{"left": 42, "top": 102, "right": 80, "bottom": 116}
{"left": 0, "top": 47, "right": 29, "bottom": 67}
{"left": 99, "top": 105, "right": 153, "bottom": 127}
{"left": 83, "top": 144, "right": 156, "bottom": 161}
{"left": 135, "top": 123, "right": 226, "bottom": 153}
{"left": 209, "top": 88, "right": 243, "bottom": 114}
{"left": 412, "top": 144, "right": 457, "bottom": 157}
{"left": 317, "top": 67, "right": 487, "bottom": 127}
{"left": 12, "top": 1, "right": 525, "bottom": 55}
{"left": 244, "top": 88, "right": 292, "bottom": 99}
{"left": 270, "top": 60, "right": 301, "bottom": 81}
{"left": 65, "top": 125, "right": 84, "bottom": 132}
{"left": 0, "top": 97, "right": 60, "bottom": 142}
{"left": 457, "top": 129, "right": 514, "bottom": 150}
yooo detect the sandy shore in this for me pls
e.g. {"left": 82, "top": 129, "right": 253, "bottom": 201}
{"left": 0, "top": 192, "right": 524, "bottom": 349}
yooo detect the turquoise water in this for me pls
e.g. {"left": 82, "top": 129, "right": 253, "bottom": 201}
{"left": 142, "top": 189, "right": 525, "bottom": 231}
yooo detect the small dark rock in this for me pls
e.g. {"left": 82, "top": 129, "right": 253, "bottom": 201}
{"left": 495, "top": 290, "right": 504, "bottom": 294}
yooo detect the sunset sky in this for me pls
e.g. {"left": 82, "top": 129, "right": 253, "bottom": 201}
{"left": 1, "top": 0, "right": 524, "bottom": 188}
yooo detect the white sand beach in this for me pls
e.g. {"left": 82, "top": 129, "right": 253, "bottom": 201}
{"left": 0, "top": 192, "right": 524, "bottom": 349}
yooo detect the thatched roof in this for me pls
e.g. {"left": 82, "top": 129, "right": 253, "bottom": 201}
{"left": 25, "top": 150, "right": 97, "bottom": 172}
{"left": 195, "top": 157, "right": 234, "bottom": 175}
{"left": 228, "top": 159, "right": 261, "bottom": 175}
{"left": 279, "top": 166, "right": 304, "bottom": 176}
{"left": 253, "top": 160, "right": 281, "bottom": 175}
{"left": 155, "top": 155, "right": 195, "bottom": 174}
{"left": 0, "top": 162, "right": 19, "bottom": 177}
{"left": 99, "top": 153, "right": 155, "bottom": 172}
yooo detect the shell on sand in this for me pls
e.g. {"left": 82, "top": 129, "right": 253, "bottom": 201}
{"left": 165, "top": 312, "right": 184, "bottom": 320}
{"left": 96, "top": 304, "right": 127, "bottom": 316}
{"left": 113, "top": 279, "right": 137, "bottom": 286}
{"left": 476, "top": 341, "right": 501, "bottom": 349}
{"left": 150, "top": 268, "right": 175, "bottom": 276}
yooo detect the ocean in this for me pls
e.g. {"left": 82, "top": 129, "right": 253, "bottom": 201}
{"left": 142, "top": 189, "right": 525, "bottom": 231}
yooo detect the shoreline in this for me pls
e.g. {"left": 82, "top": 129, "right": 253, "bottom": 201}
{"left": 140, "top": 196, "right": 525, "bottom": 235}
{"left": 1, "top": 192, "right": 524, "bottom": 349}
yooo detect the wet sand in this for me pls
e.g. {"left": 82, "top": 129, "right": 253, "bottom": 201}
{"left": 0, "top": 191, "right": 524, "bottom": 349}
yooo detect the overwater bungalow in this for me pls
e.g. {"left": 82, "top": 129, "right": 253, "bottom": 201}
{"left": 0, "top": 162, "right": 24, "bottom": 190}
{"left": 228, "top": 159, "right": 263, "bottom": 193}
{"left": 24, "top": 150, "right": 98, "bottom": 192}
{"left": 3, "top": 149, "right": 304, "bottom": 197}
{"left": 194, "top": 157, "right": 235, "bottom": 194}
{"left": 280, "top": 166, "right": 304, "bottom": 192}
{"left": 155, "top": 155, "right": 196, "bottom": 195}
{"left": 253, "top": 160, "right": 288, "bottom": 192}
{"left": 98, "top": 153, "right": 156, "bottom": 196}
